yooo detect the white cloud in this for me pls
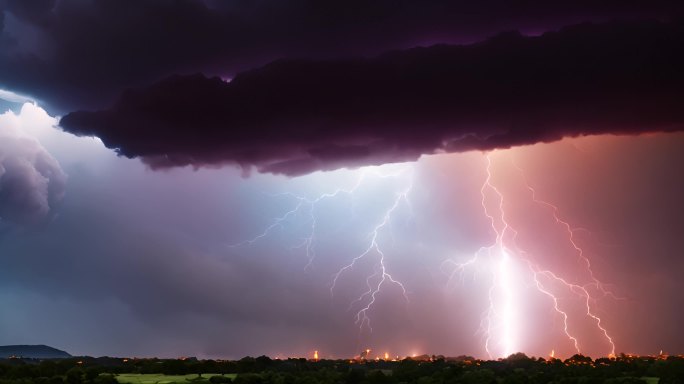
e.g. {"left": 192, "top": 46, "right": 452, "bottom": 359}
{"left": 0, "top": 104, "right": 66, "bottom": 225}
{"left": 0, "top": 89, "right": 34, "bottom": 104}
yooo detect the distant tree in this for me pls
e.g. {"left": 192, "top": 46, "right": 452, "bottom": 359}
{"left": 345, "top": 368, "right": 365, "bottom": 384}
{"left": 366, "top": 370, "right": 390, "bottom": 384}
{"left": 294, "top": 375, "right": 319, "bottom": 384}
{"left": 93, "top": 374, "right": 118, "bottom": 384}
{"left": 505, "top": 353, "right": 530, "bottom": 361}
{"left": 460, "top": 369, "right": 496, "bottom": 384}
{"left": 565, "top": 354, "right": 593, "bottom": 365}
{"left": 38, "top": 361, "right": 58, "bottom": 378}
{"left": 84, "top": 367, "right": 103, "bottom": 383}
{"left": 233, "top": 373, "right": 264, "bottom": 384}
{"left": 209, "top": 376, "right": 232, "bottom": 384}
{"left": 505, "top": 353, "right": 534, "bottom": 370}
{"left": 255, "top": 356, "right": 273, "bottom": 372}
{"left": 7, "top": 364, "right": 35, "bottom": 379}
{"left": 65, "top": 368, "right": 84, "bottom": 384}
{"left": 202, "top": 360, "right": 219, "bottom": 375}
{"left": 49, "top": 376, "right": 65, "bottom": 384}
{"left": 603, "top": 378, "right": 647, "bottom": 384}
{"left": 501, "top": 368, "right": 528, "bottom": 384}
{"left": 161, "top": 360, "right": 186, "bottom": 375}
{"left": 576, "top": 376, "right": 602, "bottom": 384}
{"left": 236, "top": 357, "right": 256, "bottom": 373}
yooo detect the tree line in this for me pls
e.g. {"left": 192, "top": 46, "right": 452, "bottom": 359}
{"left": 0, "top": 353, "right": 682, "bottom": 384}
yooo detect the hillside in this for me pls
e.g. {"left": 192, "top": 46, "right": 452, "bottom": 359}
{"left": 0, "top": 345, "right": 71, "bottom": 359}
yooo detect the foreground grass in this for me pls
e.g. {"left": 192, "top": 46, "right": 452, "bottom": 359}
{"left": 116, "top": 374, "right": 237, "bottom": 384}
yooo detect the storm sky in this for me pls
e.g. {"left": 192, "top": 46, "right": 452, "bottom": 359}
{"left": 1, "top": 1, "right": 683, "bottom": 359}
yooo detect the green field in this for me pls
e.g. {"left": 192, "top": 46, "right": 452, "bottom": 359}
{"left": 116, "top": 374, "right": 237, "bottom": 384}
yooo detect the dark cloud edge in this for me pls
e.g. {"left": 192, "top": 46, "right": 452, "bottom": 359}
{"left": 60, "top": 19, "right": 684, "bottom": 177}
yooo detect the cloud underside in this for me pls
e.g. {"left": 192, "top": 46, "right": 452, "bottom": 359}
{"left": 61, "top": 20, "right": 684, "bottom": 176}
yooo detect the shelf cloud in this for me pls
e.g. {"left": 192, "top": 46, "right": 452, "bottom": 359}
{"left": 61, "top": 20, "right": 684, "bottom": 176}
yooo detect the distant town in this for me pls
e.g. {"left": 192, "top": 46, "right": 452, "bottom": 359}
{"left": 1, "top": 345, "right": 683, "bottom": 384}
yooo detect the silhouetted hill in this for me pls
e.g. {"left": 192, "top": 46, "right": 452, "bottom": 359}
{"left": 0, "top": 345, "right": 71, "bottom": 359}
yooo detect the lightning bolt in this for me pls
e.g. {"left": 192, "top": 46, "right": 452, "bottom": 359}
{"left": 512, "top": 161, "right": 617, "bottom": 356}
{"left": 444, "top": 153, "right": 618, "bottom": 358}
{"left": 228, "top": 176, "right": 366, "bottom": 269}
{"left": 444, "top": 155, "right": 518, "bottom": 358}
{"left": 231, "top": 164, "right": 413, "bottom": 332}
{"left": 331, "top": 180, "right": 412, "bottom": 331}
{"left": 527, "top": 263, "right": 581, "bottom": 354}
{"left": 479, "top": 154, "right": 518, "bottom": 358}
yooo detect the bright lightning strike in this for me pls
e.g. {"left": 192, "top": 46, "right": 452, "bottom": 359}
{"left": 479, "top": 155, "right": 519, "bottom": 359}
{"left": 444, "top": 153, "right": 619, "bottom": 359}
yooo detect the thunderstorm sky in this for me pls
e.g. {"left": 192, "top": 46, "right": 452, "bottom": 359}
{"left": 1, "top": 0, "right": 684, "bottom": 360}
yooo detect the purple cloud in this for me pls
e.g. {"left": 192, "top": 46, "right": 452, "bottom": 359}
{"left": 61, "top": 20, "right": 684, "bottom": 176}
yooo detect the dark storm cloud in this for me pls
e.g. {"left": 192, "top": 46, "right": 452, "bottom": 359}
{"left": 2, "top": 0, "right": 55, "bottom": 24}
{"left": 61, "top": 20, "right": 684, "bottom": 176}
{"left": 0, "top": 0, "right": 683, "bottom": 112}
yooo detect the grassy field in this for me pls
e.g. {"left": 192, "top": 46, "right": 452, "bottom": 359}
{"left": 115, "top": 374, "right": 237, "bottom": 384}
